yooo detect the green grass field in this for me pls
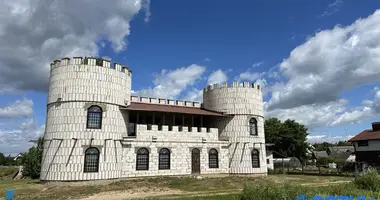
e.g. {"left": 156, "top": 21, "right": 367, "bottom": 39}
{"left": 0, "top": 173, "right": 358, "bottom": 200}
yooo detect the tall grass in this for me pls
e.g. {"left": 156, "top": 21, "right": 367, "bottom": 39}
{"left": 0, "top": 166, "right": 18, "bottom": 179}
{"left": 353, "top": 170, "right": 380, "bottom": 192}
{"left": 240, "top": 182, "right": 380, "bottom": 200}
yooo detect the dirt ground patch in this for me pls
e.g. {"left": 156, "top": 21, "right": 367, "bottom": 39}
{"left": 0, "top": 175, "right": 354, "bottom": 200}
{"left": 78, "top": 187, "right": 184, "bottom": 200}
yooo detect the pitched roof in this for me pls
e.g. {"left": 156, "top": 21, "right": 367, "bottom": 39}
{"left": 348, "top": 129, "right": 380, "bottom": 142}
{"left": 122, "top": 102, "right": 229, "bottom": 117}
{"left": 328, "top": 146, "right": 354, "bottom": 154}
{"left": 312, "top": 151, "right": 328, "bottom": 158}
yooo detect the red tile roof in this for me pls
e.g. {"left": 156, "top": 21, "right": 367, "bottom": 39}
{"left": 348, "top": 129, "right": 380, "bottom": 142}
{"left": 122, "top": 102, "right": 229, "bottom": 117}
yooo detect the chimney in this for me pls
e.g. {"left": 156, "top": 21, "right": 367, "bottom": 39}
{"left": 372, "top": 122, "right": 380, "bottom": 131}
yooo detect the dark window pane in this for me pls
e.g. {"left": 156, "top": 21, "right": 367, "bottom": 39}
{"left": 252, "top": 149, "right": 260, "bottom": 168}
{"left": 136, "top": 148, "right": 149, "bottom": 170}
{"left": 84, "top": 147, "right": 100, "bottom": 173}
{"left": 159, "top": 148, "right": 170, "bottom": 170}
{"left": 87, "top": 106, "right": 102, "bottom": 129}
{"left": 209, "top": 148, "right": 219, "bottom": 168}
{"left": 249, "top": 118, "right": 258, "bottom": 136}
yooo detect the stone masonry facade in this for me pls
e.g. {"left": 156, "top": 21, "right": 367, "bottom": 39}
{"left": 40, "top": 57, "right": 269, "bottom": 182}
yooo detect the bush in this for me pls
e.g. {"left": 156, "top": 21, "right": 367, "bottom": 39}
{"left": 0, "top": 166, "right": 19, "bottom": 179}
{"left": 353, "top": 170, "right": 380, "bottom": 192}
{"left": 21, "top": 137, "right": 43, "bottom": 179}
{"left": 240, "top": 183, "right": 311, "bottom": 200}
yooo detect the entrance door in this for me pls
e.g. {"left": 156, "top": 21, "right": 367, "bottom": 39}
{"left": 191, "top": 148, "right": 201, "bottom": 174}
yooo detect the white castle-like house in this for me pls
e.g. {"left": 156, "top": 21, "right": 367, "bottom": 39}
{"left": 40, "top": 57, "right": 273, "bottom": 182}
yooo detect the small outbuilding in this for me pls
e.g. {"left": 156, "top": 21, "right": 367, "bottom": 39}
{"left": 273, "top": 157, "right": 302, "bottom": 169}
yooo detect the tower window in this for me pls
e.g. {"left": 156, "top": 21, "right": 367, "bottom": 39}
{"left": 84, "top": 147, "right": 100, "bottom": 173}
{"left": 136, "top": 148, "right": 149, "bottom": 170}
{"left": 87, "top": 105, "right": 103, "bottom": 129}
{"left": 252, "top": 149, "right": 260, "bottom": 168}
{"left": 158, "top": 148, "right": 170, "bottom": 170}
{"left": 249, "top": 118, "right": 258, "bottom": 136}
{"left": 208, "top": 148, "right": 219, "bottom": 168}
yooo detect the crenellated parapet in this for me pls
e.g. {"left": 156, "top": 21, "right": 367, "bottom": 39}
{"left": 202, "top": 81, "right": 263, "bottom": 115}
{"left": 130, "top": 96, "right": 201, "bottom": 108}
{"left": 47, "top": 56, "right": 132, "bottom": 107}
{"left": 50, "top": 56, "right": 132, "bottom": 75}
{"left": 203, "top": 81, "right": 261, "bottom": 93}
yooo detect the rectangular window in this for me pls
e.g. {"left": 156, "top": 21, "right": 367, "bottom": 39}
{"left": 267, "top": 159, "right": 270, "bottom": 164}
{"left": 127, "top": 123, "right": 136, "bottom": 136}
{"left": 358, "top": 140, "right": 369, "bottom": 147}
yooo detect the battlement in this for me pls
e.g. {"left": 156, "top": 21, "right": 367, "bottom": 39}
{"left": 203, "top": 81, "right": 261, "bottom": 93}
{"left": 130, "top": 96, "right": 201, "bottom": 108}
{"left": 50, "top": 56, "right": 132, "bottom": 75}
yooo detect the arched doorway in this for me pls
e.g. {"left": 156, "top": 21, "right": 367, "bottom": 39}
{"left": 191, "top": 148, "right": 201, "bottom": 174}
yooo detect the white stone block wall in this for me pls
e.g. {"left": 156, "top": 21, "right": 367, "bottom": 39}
{"left": 133, "top": 124, "right": 219, "bottom": 142}
{"left": 120, "top": 125, "right": 229, "bottom": 177}
{"left": 266, "top": 151, "right": 274, "bottom": 170}
{"left": 203, "top": 81, "right": 267, "bottom": 174}
{"left": 121, "top": 141, "right": 229, "bottom": 177}
{"left": 48, "top": 57, "right": 131, "bottom": 106}
{"left": 41, "top": 57, "right": 131, "bottom": 181}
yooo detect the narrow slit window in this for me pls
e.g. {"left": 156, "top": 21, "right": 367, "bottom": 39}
{"left": 208, "top": 148, "right": 219, "bottom": 168}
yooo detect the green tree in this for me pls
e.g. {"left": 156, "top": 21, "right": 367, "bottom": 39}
{"left": 313, "top": 142, "right": 333, "bottom": 151}
{"left": 21, "top": 137, "right": 44, "bottom": 179}
{"left": 0, "top": 153, "right": 5, "bottom": 165}
{"left": 264, "top": 118, "right": 309, "bottom": 162}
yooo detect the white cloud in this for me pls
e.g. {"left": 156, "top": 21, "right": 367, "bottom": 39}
{"left": 318, "top": 0, "right": 344, "bottom": 17}
{"left": 0, "top": 0, "right": 150, "bottom": 93}
{"left": 330, "top": 106, "right": 372, "bottom": 126}
{"left": 264, "top": 99, "right": 348, "bottom": 128}
{"left": 252, "top": 61, "right": 264, "bottom": 68}
{"left": 208, "top": 69, "right": 228, "bottom": 85}
{"left": 184, "top": 88, "right": 203, "bottom": 102}
{"left": 267, "top": 10, "right": 380, "bottom": 111}
{"left": 0, "top": 99, "right": 33, "bottom": 118}
{"left": 0, "top": 119, "right": 45, "bottom": 154}
{"left": 307, "top": 134, "right": 354, "bottom": 143}
{"left": 136, "top": 64, "right": 206, "bottom": 99}
{"left": 239, "top": 72, "right": 265, "bottom": 82}
{"left": 265, "top": 86, "right": 380, "bottom": 128}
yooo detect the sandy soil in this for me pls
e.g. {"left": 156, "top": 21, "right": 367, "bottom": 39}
{"left": 78, "top": 180, "right": 351, "bottom": 200}
{"left": 78, "top": 187, "right": 185, "bottom": 200}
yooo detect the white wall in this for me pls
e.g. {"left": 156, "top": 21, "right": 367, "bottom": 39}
{"left": 203, "top": 81, "right": 268, "bottom": 175}
{"left": 41, "top": 57, "right": 131, "bottom": 181}
{"left": 121, "top": 124, "right": 229, "bottom": 177}
{"left": 266, "top": 151, "right": 274, "bottom": 170}
{"left": 354, "top": 140, "right": 380, "bottom": 151}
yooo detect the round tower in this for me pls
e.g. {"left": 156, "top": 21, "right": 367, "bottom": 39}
{"left": 40, "top": 57, "right": 132, "bottom": 181}
{"left": 203, "top": 81, "right": 267, "bottom": 175}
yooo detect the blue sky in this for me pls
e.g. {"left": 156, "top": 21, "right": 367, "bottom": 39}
{"left": 1, "top": 0, "right": 380, "bottom": 154}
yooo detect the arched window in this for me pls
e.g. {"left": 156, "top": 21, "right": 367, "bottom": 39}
{"left": 136, "top": 148, "right": 149, "bottom": 170}
{"left": 84, "top": 147, "right": 100, "bottom": 173}
{"left": 249, "top": 118, "right": 258, "bottom": 136}
{"left": 87, "top": 106, "right": 103, "bottom": 129}
{"left": 159, "top": 148, "right": 170, "bottom": 170}
{"left": 251, "top": 149, "right": 260, "bottom": 168}
{"left": 208, "top": 148, "right": 219, "bottom": 168}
